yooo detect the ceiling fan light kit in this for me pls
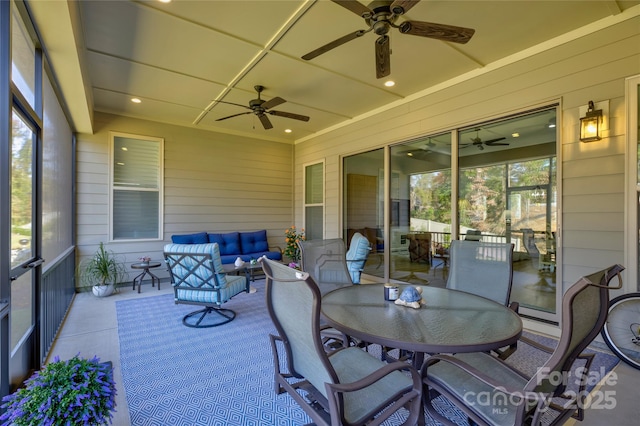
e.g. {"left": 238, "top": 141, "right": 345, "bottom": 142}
{"left": 302, "top": 0, "right": 475, "bottom": 78}
{"left": 460, "top": 130, "right": 509, "bottom": 150}
{"left": 213, "top": 85, "right": 310, "bottom": 130}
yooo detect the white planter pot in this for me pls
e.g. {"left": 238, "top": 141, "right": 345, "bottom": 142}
{"left": 92, "top": 283, "right": 115, "bottom": 297}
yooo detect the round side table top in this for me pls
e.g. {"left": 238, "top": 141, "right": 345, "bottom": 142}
{"left": 131, "top": 261, "right": 162, "bottom": 269}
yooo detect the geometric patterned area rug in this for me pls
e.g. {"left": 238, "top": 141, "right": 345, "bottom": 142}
{"left": 116, "top": 279, "right": 465, "bottom": 425}
{"left": 116, "top": 280, "right": 311, "bottom": 425}
{"left": 116, "top": 279, "right": 619, "bottom": 425}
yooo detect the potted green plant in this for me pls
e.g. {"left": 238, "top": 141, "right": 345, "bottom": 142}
{"left": 0, "top": 355, "right": 117, "bottom": 425}
{"left": 78, "top": 242, "right": 126, "bottom": 297}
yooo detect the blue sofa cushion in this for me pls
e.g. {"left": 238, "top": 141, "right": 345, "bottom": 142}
{"left": 171, "top": 232, "right": 208, "bottom": 244}
{"left": 240, "top": 230, "right": 269, "bottom": 254}
{"left": 208, "top": 232, "right": 241, "bottom": 256}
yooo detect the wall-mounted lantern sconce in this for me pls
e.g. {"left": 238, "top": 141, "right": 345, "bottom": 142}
{"left": 580, "top": 100, "right": 603, "bottom": 142}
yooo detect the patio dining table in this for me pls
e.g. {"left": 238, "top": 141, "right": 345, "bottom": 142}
{"left": 321, "top": 283, "right": 522, "bottom": 368}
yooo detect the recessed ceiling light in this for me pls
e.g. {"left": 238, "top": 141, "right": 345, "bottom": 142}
{"left": 158, "top": 0, "right": 171, "bottom": 3}
{"left": 284, "top": 129, "right": 292, "bottom": 133}
{"left": 121, "top": 147, "right": 128, "bottom": 151}
{"left": 512, "top": 132, "right": 520, "bottom": 138}
{"left": 384, "top": 80, "right": 395, "bottom": 87}
{"left": 131, "top": 98, "right": 142, "bottom": 104}
{"left": 116, "top": 162, "right": 125, "bottom": 166}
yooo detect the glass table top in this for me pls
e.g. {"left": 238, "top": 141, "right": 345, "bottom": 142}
{"left": 321, "top": 283, "right": 522, "bottom": 354}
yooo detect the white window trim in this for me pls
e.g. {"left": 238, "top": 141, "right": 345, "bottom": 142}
{"left": 303, "top": 160, "right": 325, "bottom": 239}
{"left": 108, "top": 131, "right": 164, "bottom": 242}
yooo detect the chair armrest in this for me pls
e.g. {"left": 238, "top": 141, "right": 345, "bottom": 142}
{"left": 518, "top": 335, "right": 555, "bottom": 354}
{"left": 269, "top": 245, "right": 283, "bottom": 254}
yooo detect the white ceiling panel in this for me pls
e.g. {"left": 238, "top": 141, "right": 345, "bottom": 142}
{"left": 28, "top": 0, "right": 640, "bottom": 142}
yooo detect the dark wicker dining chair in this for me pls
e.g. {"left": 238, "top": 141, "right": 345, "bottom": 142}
{"left": 261, "top": 258, "right": 423, "bottom": 426}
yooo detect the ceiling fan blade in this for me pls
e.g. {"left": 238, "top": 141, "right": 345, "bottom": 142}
{"left": 258, "top": 114, "right": 273, "bottom": 130}
{"left": 331, "top": 0, "right": 372, "bottom": 18}
{"left": 268, "top": 110, "right": 310, "bottom": 122}
{"left": 302, "top": 30, "right": 367, "bottom": 60}
{"left": 399, "top": 20, "right": 475, "bottom": 44}
{"left": 211, "top": 100, "right": 252, "bottom": 110}
{"left": 390, "top": 0, "right": 420, "bottom": 15}
{"left": 261, "top": 96, "right": 286, "bottom": 110}
{"left": 484, "top": 137, "right": 508, "bottom": 146}
{"left": 375, "top": 35, "right": 391, "bottom": 79}
{"left": 216, "top": 111, "right": 251, "bottom": 121}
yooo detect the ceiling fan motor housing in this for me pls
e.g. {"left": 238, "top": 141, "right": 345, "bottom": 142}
{"left": 301, "top": 0, "right": 475, "bottom": 79}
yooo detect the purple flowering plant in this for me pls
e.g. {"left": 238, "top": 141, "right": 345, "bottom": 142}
{"left": 0, "top": 354, "right": 116, "bottom": 425}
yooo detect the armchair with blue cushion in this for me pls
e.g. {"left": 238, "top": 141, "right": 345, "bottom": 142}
{"left": 164, "top": 243, "right": 249, "bottom": 328}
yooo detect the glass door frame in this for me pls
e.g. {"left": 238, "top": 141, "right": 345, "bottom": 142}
{"left": 625, "top": 75, "right": 640, "bottom": 294}
{"left": 8, "top": 89, "right": 43, "bottom": 384}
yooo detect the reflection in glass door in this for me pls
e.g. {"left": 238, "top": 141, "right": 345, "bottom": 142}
{"left": 457, "top": 110, "right": 558, "bottom": 320}
{"left": 343, "top": 149, "right": 385, "bottom": 280}
{"left": 389, "top": 134, "right": 452, "bottom": 286}
{"left": 10, "top": 109, "right": 37, "bottom": 351}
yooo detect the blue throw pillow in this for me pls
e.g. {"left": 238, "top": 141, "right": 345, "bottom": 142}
{"left": 240, "top": 230, "right": 269, "bottom": 254}
{"left": 171, "top": 232, "right": 208, "bottom": 244}
{"left": 346, "top": 232, "right": 371, "bottom": 284}
{"left": 208, "top": 232, "right": 241, "bottom": 256}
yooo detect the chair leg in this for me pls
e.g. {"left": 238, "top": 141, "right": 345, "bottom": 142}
{"left": 182, "top": 306, "right": 236, "bottom": 328}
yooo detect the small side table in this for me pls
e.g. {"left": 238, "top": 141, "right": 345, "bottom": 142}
{"left": 131, "top": 261, "right": 161, "bottom": 293}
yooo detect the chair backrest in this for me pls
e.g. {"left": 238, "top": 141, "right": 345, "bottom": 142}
{"left": 464, "top": 230, "right": 482, "bottom": 241}
{"left": 262, "top": 258, "right": 337, "bottom": 396}
{"left": 446, "top": 240, "right": 514, "bottom": 306}
{"left": 521, "top": 228, "right": 540, "bottom": 257}
{"left": 407, "top": 232, "right": 432, "bottom": 263}
{"left": 164, "top": 243, "right": 227, "bottom": 288}
{"left": 345, "top": 232, "right": 371, "bottom": 283}
{"left": 527, "top": 264, "right": 625, "bottom": 396}
{"left": 298, "top": 238, "right": 353, "bottom": 294}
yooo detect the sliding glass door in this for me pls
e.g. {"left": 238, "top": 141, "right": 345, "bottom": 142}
{"left": 343, "top": 106, "right": 559, "bottom": 321}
